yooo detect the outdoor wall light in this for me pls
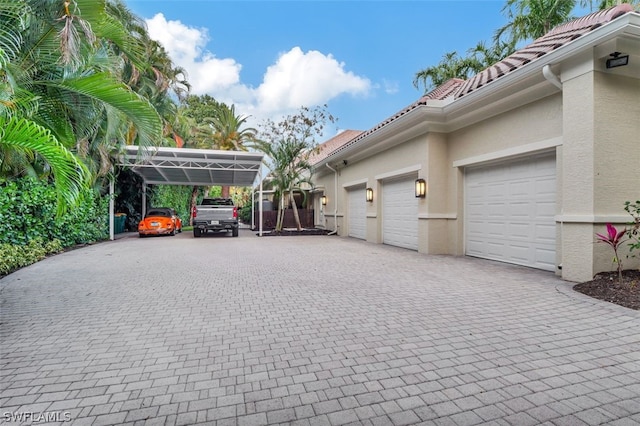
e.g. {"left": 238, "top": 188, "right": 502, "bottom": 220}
{"left": 365, "top": 187, "right": 374, "bottom": 202}
{"left": 415, "top": 178, "right": 427, "bottom": 198}
{"left": 606, "top": 52, "right": 629, "bottom": 69}
{"left": 321, "top": 195, "right": 327, "bottom": 206}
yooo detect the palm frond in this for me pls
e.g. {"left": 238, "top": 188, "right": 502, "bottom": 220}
{"left": 44, "top": 72, "right": 163, "bottom": 149}
{"left": 0, "top": 116, "right": 89, "bottom": 214}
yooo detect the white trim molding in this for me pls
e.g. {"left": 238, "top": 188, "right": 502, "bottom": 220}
{"left": 453, "top": 137, "right": 562, "bottom": 168}
{"left": 375, "top": 164, "right": 422, "bottom": 181}
{"left": 418, "top": 213, "right": 458, "bottom": 220}
{"left": 556, "top": 215, "right": 631, "bottom": 224}
{"left": 343, "top": 179, "right": 368, "bottom": 188}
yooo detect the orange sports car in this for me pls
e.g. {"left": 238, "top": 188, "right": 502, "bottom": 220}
{"left": 138, "top": 208, "right": 182, "bottom": 237}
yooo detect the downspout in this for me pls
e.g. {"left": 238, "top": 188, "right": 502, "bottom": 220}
{"left": 543, "top": 65, "right": 562, "bottom": 90}
{"left": 325, "top": 163, "right": 338, "bottom": 235}
{"left": 543, "top": 64, "right": 563, "bottom": 275}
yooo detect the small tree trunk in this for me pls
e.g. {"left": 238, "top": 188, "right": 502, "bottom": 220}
{"left": 189, "top": 185, "right": 199, "bottom": 226}
{"left": 290, "top": 190, "right": 302, "bottom": 231}
{"left": 275, "top": 195, "right": 284, "bottom": 232}
{"left": 221, "top": 186, "right": 230, "bottom": 198}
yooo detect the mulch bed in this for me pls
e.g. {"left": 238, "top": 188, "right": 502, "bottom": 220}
{"left": 258, "top": 228, "right": 330, "bottom": 236}
{"left": 573, "top": 270, "right": 640, "bottom": 310}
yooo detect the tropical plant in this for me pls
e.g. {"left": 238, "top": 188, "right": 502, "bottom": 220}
{"left": 414, "top": 40, "right": 518, "bottom": 94}
{"left": 0, "top": 0, "right": 165, "bottom": 213}
{"left": 495, "top": 0, "right": 576, "bottom": 45}
{"left": 624, "top": 200, "right": 640, "bottom": 263}
{"left": 180, "top": 96, "right": 257, "bottom": 217}
{"left": 580, "top": 0, "right": 640, "bottom": 11}
{"left": 255, "top": 106, "right": 336, "bottom": 232}
{"left": 413, "top": 51, "right": 476, "bottom": 93}
{"left": 596, "top": 223, "right": 627, "bottom": 283}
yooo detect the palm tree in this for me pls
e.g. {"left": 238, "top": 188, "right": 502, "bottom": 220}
{"left": 495, "top": 0, "right": 576, "bottom": 45}
{"left": 467, "top": 40, "right": 517, "bottom": 71}
{"left": 0, "top": 0, "right": 165, "bottom": 213}
{"left": 580, "top": 0, "right": 640, "bottom": 11}
{"left": 182, "top": 97, "right": 257, "bottom": 210}
{"left": 254, "top": 105, "right": 335, "bottom": 232}
{"left": 414, "top": 51, "right": 477, "bottom": 93}
{"left": 206, "top": 104, "right": 257, "bottom": 198}
{"left": 254, "top": 138, "right": 314, "bottom": 232}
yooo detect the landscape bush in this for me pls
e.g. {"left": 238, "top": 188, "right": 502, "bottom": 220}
{"left": 0, "top": 177, "right": 109, "bottom": 275}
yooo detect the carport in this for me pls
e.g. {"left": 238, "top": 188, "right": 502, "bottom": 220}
{"left": 115, "top": 145, "right": 265, "bottom": 239}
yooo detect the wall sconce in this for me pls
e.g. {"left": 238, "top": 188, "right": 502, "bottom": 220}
{"left": 365, "top": 188, "right": 374, "bottom": 202}
{"left": 415, "top": 178, "right": 426, "bottom": 198}
{"left": 606, "top": 52, "right": 629, "bottom": 69}
{"left": 321, "top": 195, "right": 327, "bottom": 206}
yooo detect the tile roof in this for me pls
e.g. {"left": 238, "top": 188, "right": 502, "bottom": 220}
{"left": 456, "top": 4, "right": 634, "bottom": 97}
{"left": 309, "top": 129, "right": 363, "bottom": 165}
{"left": 315, "top": 5, "right": 634, "bottom": 167}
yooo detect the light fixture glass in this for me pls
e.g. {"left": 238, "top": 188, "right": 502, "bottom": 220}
{"left": 606, "top": 52, "right": 629, "bottom": 69}
{"left": 321, "top": 195, "right": 327, "bottom": 206}
{"left": 365, "top": 187, "right": 374, "bottom": 202}
{"left": 415, "top": 178, "right": 426, "bottom": 198}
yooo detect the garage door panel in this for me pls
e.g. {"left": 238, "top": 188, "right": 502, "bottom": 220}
{"left": 383, "top": 177, "right": 418, "bottom": 251}
{"left": 348, "top": 188, "right": 366, "bottom": 239}
{"left": 465, "top": 153, "right": 556, "bottom": 271}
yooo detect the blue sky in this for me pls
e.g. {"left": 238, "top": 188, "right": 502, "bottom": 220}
{"left": 123, "top": 1, "right": 560, "bottom": 136}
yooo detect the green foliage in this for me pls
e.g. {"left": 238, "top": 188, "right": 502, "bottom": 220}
{"left": 624, "top": 200, "right": 640, "bottom": 257}
{"left": 0, "top": 177, "right": 108, "bottom": 247}
{"left": 255, "top": 105, "right": 335, "bottom": 231}
{"left": 0, "top": 238, "right": 63, "bottom": 276}
{"left": 149, "top": 185, "right": 193, "bottom": 223}
{"left": 238, "top": 204, "right": 252, "bottom": 224}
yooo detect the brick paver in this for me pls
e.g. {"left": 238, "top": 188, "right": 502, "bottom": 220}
{"left": 1, "top": 231, "right": 639, "bottom": 425}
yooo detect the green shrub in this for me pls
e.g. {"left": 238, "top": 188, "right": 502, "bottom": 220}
{"left": 624, "top": 200, "right": 640, "bottom": 259}
{"left": 0, "top": 238, "right": 63, "bottom": 276}
{"left": 238, "top": 204, "right": 252, "bottom": 223}
{"left": 0, "top": 177, "right": 108, "bottom": 247}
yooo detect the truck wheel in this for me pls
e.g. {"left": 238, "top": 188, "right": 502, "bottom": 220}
{"left": 194, "top": 228, "right": 201, "bottom": 238}
{"left": 232, "top": 227, "right": 239, "bottom": 237}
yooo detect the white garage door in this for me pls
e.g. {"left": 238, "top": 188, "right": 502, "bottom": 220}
{"left": 383, "top": 176, "right": 419, "bottom": 250}
{"left": 348, "top": 187, "right": 366, "bottom": 239}
{"left": 465, "top": 152, "right": 556, "bottom": 271}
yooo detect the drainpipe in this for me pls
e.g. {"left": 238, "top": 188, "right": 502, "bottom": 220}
{"left": 325, "top": 163, "right": 338, "bottom": 235}
{"left": 543, "top": 65, "right": 562, "bottom": 90}
{"left": 543, "top": 64, "right": 563, "bottom": 275}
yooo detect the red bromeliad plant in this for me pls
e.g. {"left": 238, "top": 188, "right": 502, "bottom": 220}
{"left": 596, "top": 223, "right": 627, "bottom": 283}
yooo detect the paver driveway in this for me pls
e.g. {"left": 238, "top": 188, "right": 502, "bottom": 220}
{"left": 1, "top": 231, "right": 639, "bottom": 426}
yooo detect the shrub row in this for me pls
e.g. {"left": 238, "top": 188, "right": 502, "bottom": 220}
{"left": 0, "top": 177, "right": 109, "bottom": 275}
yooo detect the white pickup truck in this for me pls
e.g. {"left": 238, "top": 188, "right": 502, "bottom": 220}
{"left": 192, "top": 198, "right": 239, "bottom": 237}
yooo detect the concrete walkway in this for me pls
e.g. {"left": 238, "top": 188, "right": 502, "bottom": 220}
{"left": 1, "top": 231, "right": 639, "bottom": 426}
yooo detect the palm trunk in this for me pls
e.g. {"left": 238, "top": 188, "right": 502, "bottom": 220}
{"left": 221, "top": 186, "right": 230, "bottom": 198}
{"left": 290, "top": 190, "right": 302, "bottom": 231}
{"left": 275, "top": 194, "right": 283, "bottom": 232}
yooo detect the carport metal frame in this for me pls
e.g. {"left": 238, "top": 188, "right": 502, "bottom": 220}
{"left": 114, "top": 145, "right": 265, "bottom": 239}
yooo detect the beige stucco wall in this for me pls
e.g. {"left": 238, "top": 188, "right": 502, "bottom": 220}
{"left": 312, "top": 45, "right": 638, "bottom": 282}
{"left": 592, "top": 71, "right": 639, "bottom": 278}
{"left": 561, "top": 67, "right": 640, "bottom": 282}
{"left": 445, "top": 95, "right": 563, "bottom": 257}
{"left": 313, "top": 135, "right": 428, "bottom": 242}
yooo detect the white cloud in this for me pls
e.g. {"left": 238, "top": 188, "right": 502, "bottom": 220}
{"left": 144, "top": 15, "right": 372, "bottom": 122}
{"left": 382, "top": 79, "right": 400, "bottom": 95}
{"left": 145, "top": 14, "right": 241, "bottom": 93}
{"left": 256, "top": 47, "right": 371, "bottom": 113}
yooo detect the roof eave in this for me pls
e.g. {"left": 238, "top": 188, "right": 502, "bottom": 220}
{"left": 314, "top": 12, "right": 640, "bottom": 171}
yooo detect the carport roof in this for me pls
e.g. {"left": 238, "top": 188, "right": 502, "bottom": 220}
{"left": 119, "top": 145, "right": 264, "bottom": 187}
